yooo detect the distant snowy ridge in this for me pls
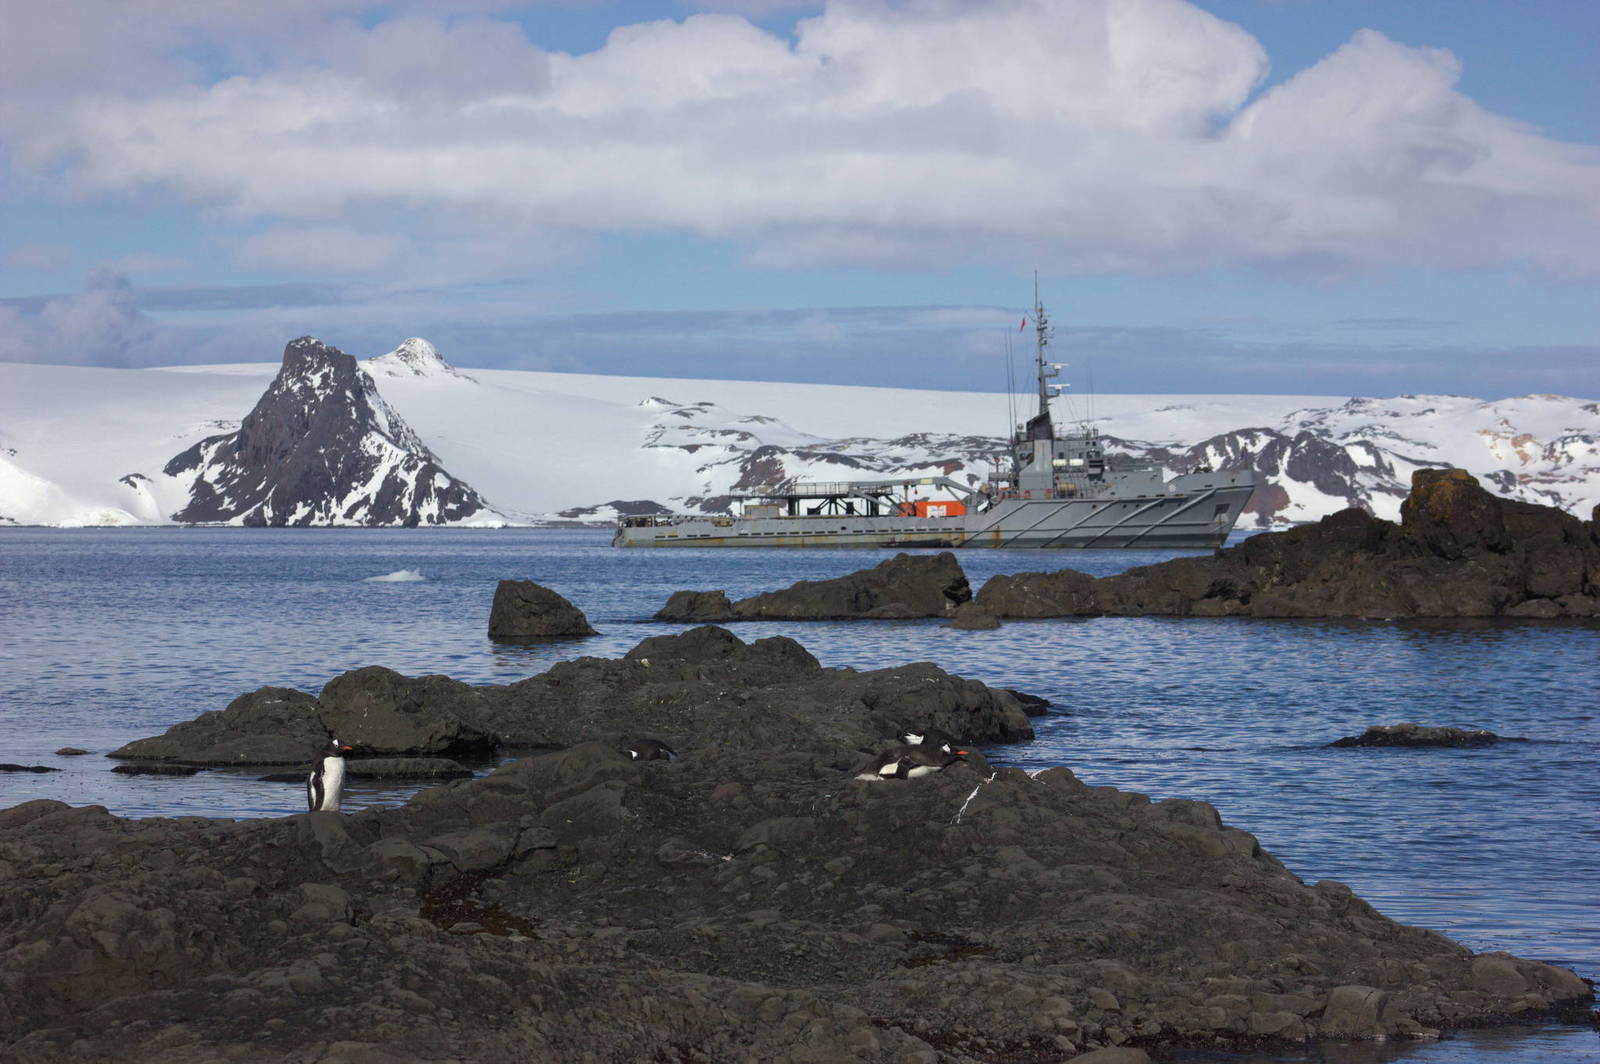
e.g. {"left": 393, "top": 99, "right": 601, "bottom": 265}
{"left": 590, "top": 391, "right": 1599, "bottom": 529}
{"left": 362, "top": 338, "right": 476, "bottom": 383}
{"left": 0, "top": 342, "right": 1595, "bottom": 529}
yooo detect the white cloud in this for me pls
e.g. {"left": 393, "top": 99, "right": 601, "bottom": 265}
{"left": 5, "top": 0, "right": 1599, "bottom": 279}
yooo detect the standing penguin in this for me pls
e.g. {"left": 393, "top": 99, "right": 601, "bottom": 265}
{"left": 307, "top": 737, "right": 353, "bottom": 812}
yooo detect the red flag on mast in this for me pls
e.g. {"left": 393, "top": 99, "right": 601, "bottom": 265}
{"left": 1020, "top": 317, "right": 1027, "bottom": 331}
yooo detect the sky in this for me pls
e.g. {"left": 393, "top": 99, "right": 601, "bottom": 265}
{"left": 0, "top": 0, "right": 1597, "bottom": 397}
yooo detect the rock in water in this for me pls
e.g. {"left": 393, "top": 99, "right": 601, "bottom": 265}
{"left": 1330, "top": 723, "right": 1523, "bottom": 748}
{"left": 488, "top": 580, "right": 598, "bottom": 639}
{"left": 654, "top": 589, "right": 737, "bottom": 623}
{"left": 163, "top": 336, "right": 493, "bottom": 526}
{"left": 110, "top": 763, "right": 201, "bottom": 777}
{"left": 107, "top": 686, "right": 326, "bottom": 766}
{"left": 656, "top": 551, "right": 972, "bottom": 620}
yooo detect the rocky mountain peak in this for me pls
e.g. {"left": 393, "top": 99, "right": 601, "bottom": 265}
{"left": 162, "top": 337, "right": 494, "bottom": 526}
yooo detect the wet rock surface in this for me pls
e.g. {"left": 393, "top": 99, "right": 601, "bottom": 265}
{"left": 487, "top": 579, "right": 598, "bottom": 640}
{"left": 657, "top": 550, "right": 973, "bottom": 621}
{"left": 976, "top": 470, "right": 1600, "bottom": 619}
{"left": 2, "top": 631, "right": 1590, "bottom": 1063}
{"left": 1330, "top": 723, "right": 1526, "bottom": 748}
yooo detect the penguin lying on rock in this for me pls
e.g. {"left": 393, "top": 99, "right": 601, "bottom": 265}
{"left": 855, "top": 742, "right": 967, "bottom": 781}
{"left": 307, "top": 737, "right": 352, "bottom": 812}
{"left": 624, "top": 738, "right": 678, "bottom": 762}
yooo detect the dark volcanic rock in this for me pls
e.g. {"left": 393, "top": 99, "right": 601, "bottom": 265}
{"left": 487, "top": 579, "right": 597, "bottom": 640}
{"left": 657, "top": 551, "right": 973, "bottom": 621}
{"left": 107, "top": 687, "right": 325, "bottom": 766}
{"left": 0, "top": 630, "right": 1589, "bottom": 1064}
{"left": 110, "top": 763, "right": 202, "bottom": 777}
{"left": 655, "top": 588, "right": 737, "bottom": 622}
{"left": 1003, "top": 689, "right": 1052, "bottom": 716}
{"left": 114, "top": 626, "right": 1033, "bottom": 771}
{"left": 1330, "top": 723, "right": 1525, "bottom": 748}
{"left": 946, "top": 601, "right": 1001, "bottom": 629}
{"left": 975, "top": 469, "right": 1600, "bottom": 620}
{"left": 346, "top": 757, "right": 475, "bottom": 780}
{"left": 318, "top": 667, "right": 497, "bottom": 757}
{"left": 163, "top": 336, "right": 492, "bottom": 526}
{"left": 475, "top": 624, "right": 1034, "bottom": 752}
{"left": 0, "top": 764, "right": 59, "bottom": 774}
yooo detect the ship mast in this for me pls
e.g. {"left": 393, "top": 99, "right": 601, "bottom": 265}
{"left": 1024, "top": 273, "right": 1059, "bottom": 442}
{"left": 1034, "top": 275, "right": 1054, "bottom": 422}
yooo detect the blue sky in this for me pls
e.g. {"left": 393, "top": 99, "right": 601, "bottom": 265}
{"left": 1, "top": 0, "right": 1596, "bottom": 397}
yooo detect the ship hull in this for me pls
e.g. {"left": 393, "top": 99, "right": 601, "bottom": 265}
{"left": 614, "top": 478, "right": 1256, "bottom": 549}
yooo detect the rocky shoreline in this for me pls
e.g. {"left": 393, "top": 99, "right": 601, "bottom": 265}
{"left": 652, "top": 471, "right": 1600, "bottom": 625}
{"left": 3, "top": 626, "right": 1592, "bottom": 1063}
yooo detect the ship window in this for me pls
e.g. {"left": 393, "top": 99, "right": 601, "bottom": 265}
{"left": 1213, "top": 504, "right": 1229, "bottom": 516}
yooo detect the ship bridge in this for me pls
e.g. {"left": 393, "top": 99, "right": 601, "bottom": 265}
{"left": 734, "top": 476, "right": 976, "bottom": 518}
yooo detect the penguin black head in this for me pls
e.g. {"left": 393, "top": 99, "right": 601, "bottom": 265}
{"left": 322, "top": 737, "right": 352, "bottom": 757}
{"left": 624, "top": 738, "right": 678, "bottom": 762}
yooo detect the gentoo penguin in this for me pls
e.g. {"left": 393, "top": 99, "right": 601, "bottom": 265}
{"left": 624, "top": 738, "right": 678, "bottom": 762}
{"left": 901, "top": 727, "right": 959, "bottom": 752}
{"left": 855, "top": 742, "right": 967, "bottom": 781}
{"left": 306, "top": 737, "right": 352, "bottom": 812}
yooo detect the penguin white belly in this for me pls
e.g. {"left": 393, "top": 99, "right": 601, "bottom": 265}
{"left": 309, "top": 757, "right": 347, "bottom": 811}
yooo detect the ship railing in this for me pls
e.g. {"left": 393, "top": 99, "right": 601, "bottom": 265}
{"left": 618, "top": 514, "right": 692, "bottom": 528}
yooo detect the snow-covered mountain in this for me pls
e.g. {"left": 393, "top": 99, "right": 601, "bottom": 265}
{"left": 161, "top": 337, "right": 495, "bottom": 527}
{"left": 0, "top": 341, "right": 1595, "bottom": 529}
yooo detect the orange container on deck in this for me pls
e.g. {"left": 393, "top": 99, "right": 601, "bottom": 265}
{"left": 897, "top": 500, "right": 967, "bottom": 518}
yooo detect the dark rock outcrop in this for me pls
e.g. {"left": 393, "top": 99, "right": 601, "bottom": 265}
{"left": 317, "top": 667, "right": 498, "bottom": 758}
{"left": 487, "top": 580, "right": 597, "bottom": 640}
{"left": 657, "top": 551, "right": 973, "bottom": 621}
{"left": 107, "top": 626, "right": 1034, "bottom": 767}
{"left": 946, "top": 602, "right": 1001, "bottom": 629}
{"left": 0, "top": 764, "right": 58, "bottom": 774}
{"left": 107, "top": 687, "right": 325, "bottom": 765}
{"left": 1330, "top": 723, "right": 1525, "bottom": 748}
{"left": 976, "top": 470, "right": 1600, "bottom": 619}
{"left": 163, "top": 336, "right": 492, "bottom": 526}
{"left": 1, "top": 633, "right": 1589, "bottom": 1063}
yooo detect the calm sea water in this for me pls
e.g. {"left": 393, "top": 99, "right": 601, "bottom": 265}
{"left": 1, "top": 527, "right": 1596, "bottom": 1063}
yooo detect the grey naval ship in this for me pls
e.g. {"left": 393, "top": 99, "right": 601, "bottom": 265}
{"left": 614, "top": 290, "right": 1257, "bottom": 549}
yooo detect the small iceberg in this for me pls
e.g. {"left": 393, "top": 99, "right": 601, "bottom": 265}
{"left": 365, "top": 568, "right": 426, "bottom": 583}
